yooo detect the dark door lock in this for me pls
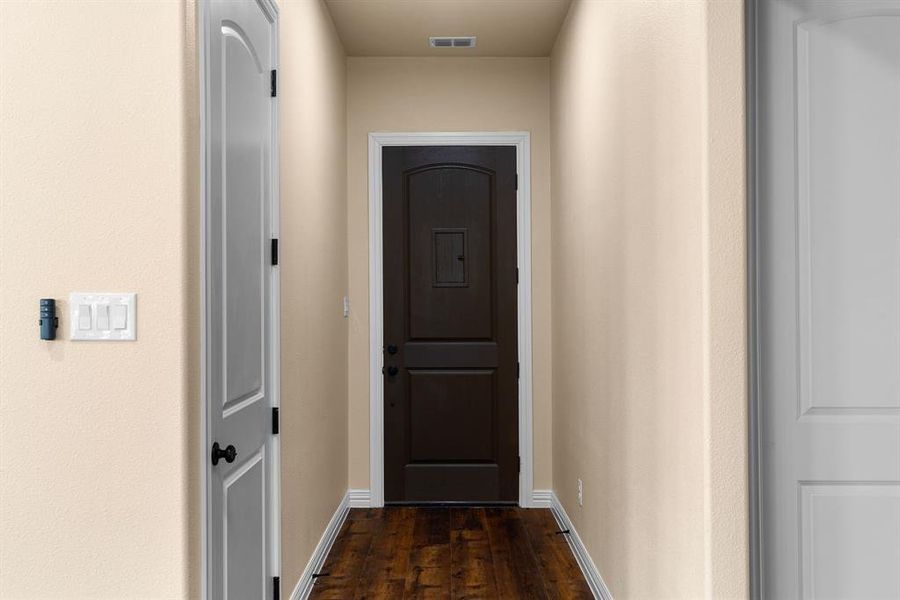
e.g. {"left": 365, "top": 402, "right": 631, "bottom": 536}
{"left": 386, "top": 344, "right": 398, "bottom": 355}
{"left": 211, "top": 442, "right": 237, "bottom": 466}
{"left": 382, "top": 366, "right": 399, "bottom": 377}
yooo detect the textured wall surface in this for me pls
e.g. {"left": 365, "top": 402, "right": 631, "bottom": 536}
{"left": 0, "top": 1, "right": 200, "bottom": 597}
{"left": 345, "top": 57, "right": 553, "bottom": 492}
{"left": 550, "top": 0, "right": 747, "bottom": 597}
{"left": 700, "top": 2, "right": 749, "bottom": 596}
{"left": 278, "top": 0, "right": 349, "bottom": 594}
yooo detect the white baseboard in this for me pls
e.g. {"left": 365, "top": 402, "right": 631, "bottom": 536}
{"left": 549, "top": 491, "right": 614, "bottom": 600}
{"left": 531, "top": 489, "right": 553, "bottom": 508}
{"left": 290, "top": 491, "right": 351, "bottom": 600}
{"left": 347, "top": 488, "right": 371, "bottom": 508}
{"left": 345, "top": 488, "right": 551, "bottom": 509}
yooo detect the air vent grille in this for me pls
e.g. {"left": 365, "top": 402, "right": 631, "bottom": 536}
{"left": 429, "top": 36, "right": 477, "bottom": 49}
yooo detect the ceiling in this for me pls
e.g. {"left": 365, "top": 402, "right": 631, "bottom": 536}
{"left": 324, "top": 0, "right": 573, "bottom": 57}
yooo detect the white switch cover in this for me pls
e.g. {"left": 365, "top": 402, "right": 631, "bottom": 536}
{"left": 78, "top": 305, "right": 92, "bottom": 330}
{"left": 70, "top": 293, "right": 136, "bottom": 341}
{"left": 96, "top": 305, "right": 110, "bottom": 330}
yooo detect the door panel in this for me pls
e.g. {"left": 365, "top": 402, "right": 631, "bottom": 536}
{"left": 224, "top": 451, "right": 266, "bottom": 600}
{"left": 407, "top": 167, "right": 493, "bottom": 339}
{"left": 383, "top": 146, "right": 518, "bottom": 503}
{"left": 409, "top": 370, "right": 496, "bottom": 460}
{"left": 206, "top": 1, "right": 277, "bottom": 598}
{"left": 799, "top": 483, "right": 900, "bottom": 599}
{"left": 756, "top": 2, "right": 900, "bottom": 598}
{"left": 796, "top": 10, "right": 900, "bottom": 416}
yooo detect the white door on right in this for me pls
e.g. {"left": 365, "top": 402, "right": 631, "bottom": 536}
{"left": 757, "top": 1, "right": 900, "bottom": 598}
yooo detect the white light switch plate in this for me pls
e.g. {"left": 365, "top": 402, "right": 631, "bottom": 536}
{"left": 69, "top": 293, "right": 136, "bottom": 341}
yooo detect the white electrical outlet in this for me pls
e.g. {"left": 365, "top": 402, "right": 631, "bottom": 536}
{"left": 342, "top": 296, "right": 350, "bottom": 318}
{"left": 577, "top": 478, "right": 584, "bottom": 507}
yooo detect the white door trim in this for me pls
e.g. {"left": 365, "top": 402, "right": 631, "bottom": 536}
{"left": 367, "top": 131, "right": 534, "bottom": 508}
{"left": 199, "top": 1, "right": 281, "bottom": 597}
{"left": 746, "top": 0, "right": 761, "bottom": 596}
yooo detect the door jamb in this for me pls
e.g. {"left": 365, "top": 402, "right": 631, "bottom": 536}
{"left": 367, "top": 131, "right": 535, "bottom": 508}
{"left": 199, "top": 1, "right": 281, "bottom": 598}
{"left": 746, "top": 0, "right": 762, "bottom": 597}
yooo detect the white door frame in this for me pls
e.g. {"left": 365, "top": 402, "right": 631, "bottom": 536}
{"left": 746, "top": 1, "right": 761, "bottom": 596}
{"left": 199, "top": 1, "right": 281, "bottom": 597}
{"left": 367, "top": 131, "right": 535, "bottom": 508}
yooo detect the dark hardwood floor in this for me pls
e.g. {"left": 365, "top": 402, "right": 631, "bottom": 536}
{"left": 308, "top": 506, "right": 593, "bottom": 599}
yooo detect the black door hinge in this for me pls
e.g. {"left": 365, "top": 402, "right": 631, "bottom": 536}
{"left": 271, "top": 238, "right": 279, "bottom": 266}
{"left": 517, "top": 362, "right": 520, "bottom": 379}
{"left": 518, "top": 456, "right": 521, "bottom": 473}
{"left": 270, "top": 69, "right": 277, "bottom": 97}
{"left": 272, "top": 407, "right": 280, "bottom": 435}
{"left": 273, "top": 575, "right": 280, "bottom": 600}
{"left": 516, "top": 267, "right": 519, "bottom": 284}
{"left": 515, "top": 173, "right": 519, "bottom": 190}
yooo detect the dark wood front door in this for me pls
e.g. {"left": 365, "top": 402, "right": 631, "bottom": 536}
{"left": 383, "top": 145, "right": 519, "bottom": 503}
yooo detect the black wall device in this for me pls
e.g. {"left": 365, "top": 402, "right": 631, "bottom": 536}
{"left": 40, "top": 299, "right": 58, "bottom": 340}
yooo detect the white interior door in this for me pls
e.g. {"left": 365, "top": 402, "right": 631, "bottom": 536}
{"left": 756, "top": 1, "right": 900, "bottom": 598}
{"left": 204, "top": 1, "right": 278, "bottom": 598}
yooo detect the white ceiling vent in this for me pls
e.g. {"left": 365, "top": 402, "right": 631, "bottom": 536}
{"left": 428, "top": 36, "right": 477, "bottom": 49}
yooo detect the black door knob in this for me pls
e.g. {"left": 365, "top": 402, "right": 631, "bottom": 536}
{"left": 383, "top": 365, "right": 399, "bottom": 377}
{"left": 386, "top": 344, "right": 398, "bottom": 355}
{"left": 211, "top": 442, "right": 237, "bottom": 466}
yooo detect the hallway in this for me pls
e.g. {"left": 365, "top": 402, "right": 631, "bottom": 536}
{"left": 0, "top": 0, "right": 751, "bottom": 597}
{"left": 309, "top": 507, "right": 592, "bottom": 599}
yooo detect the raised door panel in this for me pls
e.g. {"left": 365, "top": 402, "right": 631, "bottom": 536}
{"left": 409, "top": 370, "right": 495, "bottom": 461}
{"left": 800, "top": 483, "right": 900, "bottom": 599}
{"left": 222, "top": 21, "right": 266, "bottom": 413}
{"left": 408, "top": 166, "right": 493, "bottom": 340}
{"left": 796, "top": 13, "right": 900, "bottom": 417}
{"left": 224, "top": 451, "right": 267, "bottom": 600}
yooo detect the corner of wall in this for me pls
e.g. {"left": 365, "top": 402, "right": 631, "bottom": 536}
{"left": 278, "top": 0, "right": 350, "bottom": 593}
{"left": 700, "top": 0, "right": 749, "bottom": 596}
{"left": 183, "top": 0, "right": 202, "bottom": 596}
{"left": 549, "top": 0, "right": 748, "bottom": 597}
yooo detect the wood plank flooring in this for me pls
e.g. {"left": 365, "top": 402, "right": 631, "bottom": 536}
{"left": 309, "top": 507, "right": 593, "bottom": 600}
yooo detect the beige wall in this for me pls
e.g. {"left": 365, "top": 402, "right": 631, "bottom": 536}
{"left": 550, "top": 0, "right": 747, "bottom": 597}
{"left": 346, "top": 57, "right": 553, "bottom": 490}
{"left": 0, "top": 1, "right": 200, "bottom": 597}
{"left": 279, "top": 0, "right": 349, "bottom": 592}
{"left": 701, "top": 2, "right": 749, "bottom": 595}
{"left": 0, "top": 0, "right": 349, "bottom": 597}
{"left": 0, "top": 1, "right": 748, "bottom": 596}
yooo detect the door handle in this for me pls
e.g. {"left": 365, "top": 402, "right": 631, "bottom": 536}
{"left": 383, "top": 365, "right": 399, "bottom": 377}
{"left": 211, "top": 442, "right": 237, "bottom": 466}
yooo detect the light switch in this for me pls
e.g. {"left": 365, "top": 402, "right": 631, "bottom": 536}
{"left": 78, "top": 305, "right": 92, "bottom": 330}
{"left": 111, "top": 305, "right": 127, "bottom": 330}
{"left": 96, "top": 305, "right": 110, "bottom": 330}
{"left": 70, "top": 293, "right": 136, "bottom": 341}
